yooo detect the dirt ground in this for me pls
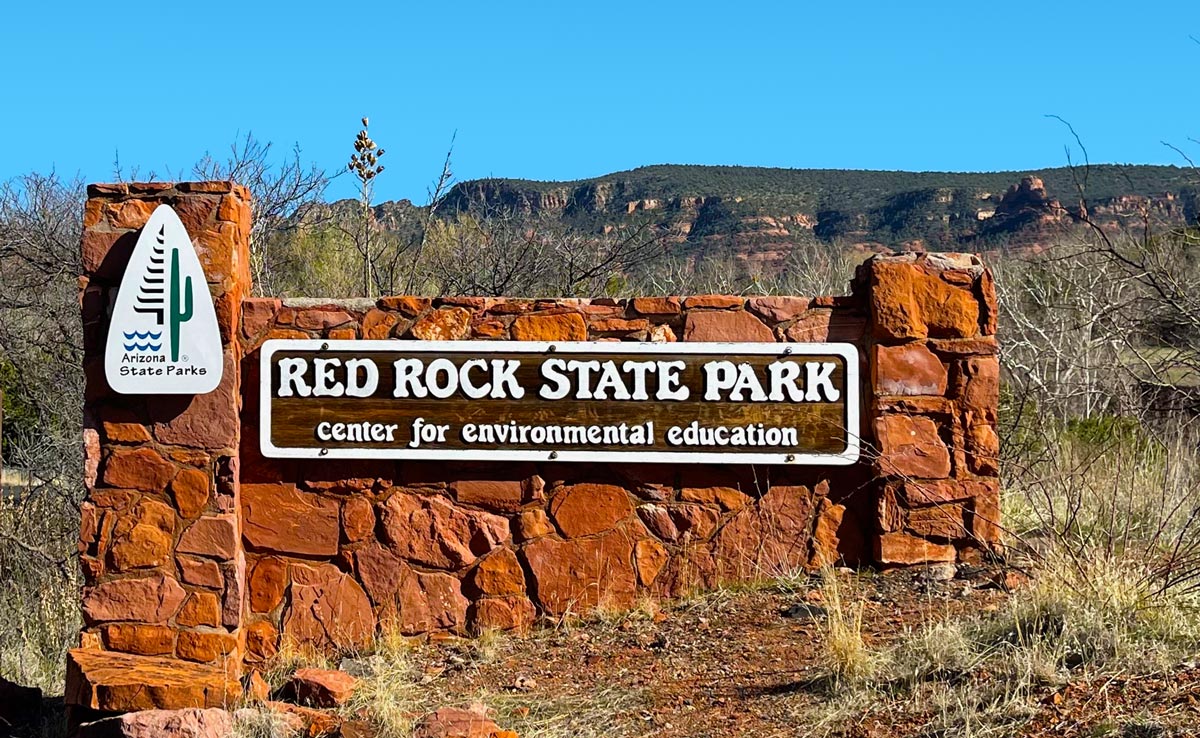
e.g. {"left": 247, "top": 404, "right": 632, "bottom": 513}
{"left": 391, "top": 569, "right": 1200, "bottom": 738}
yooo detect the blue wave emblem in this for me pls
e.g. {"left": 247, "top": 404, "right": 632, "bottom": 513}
{"left": 123, "top": 331, "right": 162, "bottom": 340}
{"left": 124, "top": 342, "right": 162, "bottom": 352}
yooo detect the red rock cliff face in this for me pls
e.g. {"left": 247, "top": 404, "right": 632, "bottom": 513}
{"left": 70, "top": 181, "right": 1000, "bottom": 714}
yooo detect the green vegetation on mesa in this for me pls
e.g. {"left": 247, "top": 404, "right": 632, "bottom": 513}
{"left": 435, "top": 163, "right": 1199, "bottom": 247}
{"left": 443, "top": 163, "right": 1197, "bottom": 213}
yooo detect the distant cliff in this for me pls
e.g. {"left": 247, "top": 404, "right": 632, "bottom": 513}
{"left": 325, "top": 164, "right": 1200, "bottom": 269}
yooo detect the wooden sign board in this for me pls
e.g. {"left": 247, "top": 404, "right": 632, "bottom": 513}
{"left": 260, "top": 340, "right": 860, "bottom": 465}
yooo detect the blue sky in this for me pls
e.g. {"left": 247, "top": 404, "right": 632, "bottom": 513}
{"left": 3, "top": 1, "right": 1199, "bottom": 203}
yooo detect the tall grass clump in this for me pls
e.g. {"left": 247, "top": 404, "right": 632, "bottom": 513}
{"left": 816, "top": 571, "right": 876, "bottom": 687}
{"left": 997, "top": 417, "right": 1200, "bottom": 670}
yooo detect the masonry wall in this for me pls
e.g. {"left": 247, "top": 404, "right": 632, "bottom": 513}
{"left": 69, "top": 182, "right": 999, "bottom": 713}
{"left": 235, "top": 293, "right": 876, "bottom": 660}
{"left": 73, "top": 182, "right": 251, "bottom": 712}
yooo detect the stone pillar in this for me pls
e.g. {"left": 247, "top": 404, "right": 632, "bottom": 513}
{"left": 69, "top": 182, "right": 251, "bottom": 714}
{"left": 858, "top": 253, "right": 1001, "bottom": 566}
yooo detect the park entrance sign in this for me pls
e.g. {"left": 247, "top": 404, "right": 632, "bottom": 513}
{"left": 260, "top": 340, "right": 860, "bottom": 464}
{"left": 70, "top": 180, "right": 1003, "bottom": 718}
{"left": 104, "top": 204, "right": 222, "bottom": 394}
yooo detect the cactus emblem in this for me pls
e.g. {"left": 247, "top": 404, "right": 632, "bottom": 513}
{"left": 169, "top": 244, "right": 194, "bottom": 362}
{"left": 105, "top": 204, "right": 222, "bottom": 395}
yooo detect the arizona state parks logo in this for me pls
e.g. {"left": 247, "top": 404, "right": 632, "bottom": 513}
{"left": 105, "top": 205, "right": 222, "bottom": 395}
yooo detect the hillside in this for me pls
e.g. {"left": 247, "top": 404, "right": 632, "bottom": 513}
{"left": 416, "top": 164, "right": 1200, "bottom": 266}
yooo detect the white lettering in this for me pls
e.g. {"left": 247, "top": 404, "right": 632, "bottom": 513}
{"left": 460, "top": 359, "right": 491, "bottom": 399}
{"left": 313, "top": 358, "right": 344, "bottom": 397}
{"left": 657, "top": 361, "right": 689, "bottom": 401}
{"left": 806, "top": 361, "right": 840, "bottom": 402}
{"left": 344, "top": 358, "right": 379, "bottom": 398}
{"left": 278, "top": 358, "right": 311, "bottom": 397}
{"left": 539, "top": 358, "right": 571, "bottom": 400}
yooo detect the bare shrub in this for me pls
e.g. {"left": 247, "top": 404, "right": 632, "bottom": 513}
{"left": 0, "top": 173, "right": 85, "bottom": 691}
{"left": 192, "top": 133, "right": 329, "bottom": 297}
{"left": 423, "top": 207, "right": 667, "bottom": 298}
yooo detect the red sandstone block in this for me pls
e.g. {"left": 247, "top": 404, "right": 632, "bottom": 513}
{"left": 589, "top": 317, "right": 651, "bottom": 334}
{"left": 244, "top": 620, "right": 279, "bottom": 663}
{"left": 436, "top": 296, "right": 490, "bottom": 310}
{"left": 467, "top": 548, "right": 526, "bottom": 596}
{"left": 870, "top": 261, "right": 980, "bottom": 340}
{"left": 363, "top": 309, "right": 399, "bottom": 339}
{"left": 874, "top": 397, "right": 955, "bottom": 416}
{"left": 105, "top": 200, "right": 157, "bottom": 230}
{"left": 683, "top": 311, "right": 774, "bottom": 342}
{"left": 905, "top": 503, "right": 969, "bottom": 540}
{"left": 874, "top": 415, "right": 951, "bottom": 479}
{"left": 747, "top": 296, "right": 811, "bottom": 323}
{"left": 100, "top": 623, "right": 175, "bottom": 656}
{"left": 179, "top": 181, "right": 235, "bottom": 193}
{"left": 295, "top": 309, "right": 354, "bottom": 331}
{"left": 549, "top": 484, "right": 633, "bottom": 538}
{"left": 511, "top": 313, "right": 586, "bottom": 341}
{"left": 103, "top": 447, "right": 176, "bottom": 494}
{"left": 151, "top": 351, "right": 238, "bottom": 450}
{"left": 81, "top": 574, "right": 186, "bottom": 625}
{"left": 874, "top": 342, "right": 948, "bottom": 396}
{"left": 487, "top": 300, "right": 535, "bottom": 315}
{"left": 195, "top": 222, "right": 240, "bottom": 288}
{"left": 248, "top": 557, "right": 288, "bottom": 613}
{"left": 242, "top": 298, "right": 281, "bottom": 339}
{"left": 875, "top": 532, "right": 956, "bottom": 566}
{"left": 242, "top": 484, "right": 339, "bottom": 557}
{"left": 177, "top": 515, "right": 238, "bottom": 561}
{"left": 411, "top": 307, "right": 472, "bottom": 340}
{"left": 176, "top": 630, "right": 237, "bottom": 663}
{"left": 452, "top": 480, "right": 526, "bottom": 513}
{"left": 631, "top": 297, "right": 681, "bottom": 316}
{"left": 978, "top": 270, "right": 998, "bottom": 335}
{"left": 177, "top": 591, "right": 222, "bottom": 628}
{"left": 87, "top": 183, "right": 130, "bottom": 197}
{"left": 65, "top": 648, "right": 241, "bottom": 712}
{"left": 470, "top": 596, "right": 537, "bottom": 632}
{"left": 927, "top": 336, "right": 999, "bottom": 357}
{"left": 966, "top": 423, "right": 1000, "bottom": 476}
{"left": 683, "top": 295, "right": 744, "bottom": 310}
{"left": 171, "top": 469, "right": 210, "bottom": 519}
{"left": 178, "top": 557, "right": 224, "bottom": 589}
{"left": 81, "top": 230, "right": 127, "bottom": 275}
{"left": 341, "top": 497, "right": 375, "bottom": 542}
{"left": 953, "top": 356, "right": 1000, "bottom": 413}
{"left": 173, "top": 197, "right": 218, "bottom": 239}
{"left": 472, "top": 318, "right": 507, "bottom": 338}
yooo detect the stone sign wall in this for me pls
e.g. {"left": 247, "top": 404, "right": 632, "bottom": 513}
{"left": 68, "top": 182, "right": 999, "bottom": 715}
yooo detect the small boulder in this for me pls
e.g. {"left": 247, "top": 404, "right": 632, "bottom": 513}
{"left": 78, "top": 708, "right": 233, "bottom": 738}
{"left": 413, "top": 703, "right": 515, "bottom": 738}
{"left": 289, "top": 667, "right": 358, "bottom": 708}
{"left": 264, "top": 701, "right": 341, "bottom": 736}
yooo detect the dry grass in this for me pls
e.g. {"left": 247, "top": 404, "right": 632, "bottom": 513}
{"left": 334, "top": 625, "right": 648, "bottom": 738}
{"left": 231, "top": 707, "right": 304, "bottom": 738}
{"left": 796, "top": 422, "right": 1200, "bottom": 737}
{"left": 243, "top": 620, "right": 651, "bottom": 738}
{"left": 816, "top": 571, "right": 876, "bottom": 688}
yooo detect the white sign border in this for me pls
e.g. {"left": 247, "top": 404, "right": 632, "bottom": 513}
{"left": 260, "top": 339, "right": 861, "bottom": 465}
